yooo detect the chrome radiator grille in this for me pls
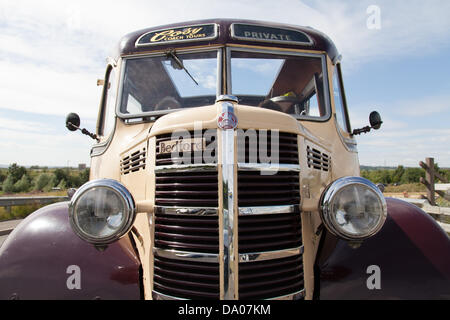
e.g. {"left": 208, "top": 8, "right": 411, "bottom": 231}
{"left": 239, "top": 254, "right": 304, "bottom": 300}
{"left": 154, "top": 213, "right": 219, "bottom": 253}
{"left": 152, "top": 128, "right": 304, "bottom": 300}
{"left": 153, "top": 255, "right": 220, "bottom": 300}
{"left": 237, "top": 171, "right": 300, "bottom": 206}
{"left": 238, "top": 211, "right": 302, "bottom": 253}
{"left": 155, "top": 171, "right": 219, "bottom": 207}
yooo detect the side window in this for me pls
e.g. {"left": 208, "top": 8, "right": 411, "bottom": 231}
{"left": 332, "top": 64, "right": 350, "bottom": 133}
{"left": 100, "top": 66, "right": 117, "bottom": 138}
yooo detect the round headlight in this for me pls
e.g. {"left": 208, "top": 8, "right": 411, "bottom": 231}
{"left": 69, "top": 179, "right": 136, "bottom": 245}
{"left": 320, "top": 177, "right": 387, "bottom": 241}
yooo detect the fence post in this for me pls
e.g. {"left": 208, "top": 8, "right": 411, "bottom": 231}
{"left": 426, "top": 158, "right": 436, "bottom": 206}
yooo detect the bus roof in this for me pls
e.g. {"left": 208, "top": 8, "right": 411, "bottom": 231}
{"left": 117, "top": 19, "right": 339, "bottom": 61}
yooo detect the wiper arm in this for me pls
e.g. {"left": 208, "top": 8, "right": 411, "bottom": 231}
{"left": 166, "top": 50, "right": 199, "bottom": 86}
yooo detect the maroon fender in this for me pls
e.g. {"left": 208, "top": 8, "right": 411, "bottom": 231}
{"left": 315, "top": 198, "right": 450, "bottom": 300}
{"left": 0, "top": 202, "right": 142, "bottom": 300}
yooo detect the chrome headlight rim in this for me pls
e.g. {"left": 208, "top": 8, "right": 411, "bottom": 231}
{"left": 320, "top": 176, "right": 387, "bottom": 241}
{"left": 69, "top": 179, "right": 136, "bottom": 245}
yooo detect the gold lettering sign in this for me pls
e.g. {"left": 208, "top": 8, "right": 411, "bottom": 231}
{"left": 136, "top": 24, "right": 217, "bottom": 47}
{"left": 150, "top": 27, "right": 203, "bottom": 42}
{"left": 158, "top": 138, "right": 206, "bottom": 155}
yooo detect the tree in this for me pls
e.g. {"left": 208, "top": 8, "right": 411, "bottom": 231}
{"left": 2, "top": 175, "right": 15, "bottom": 193}
{"left": 34, "top": 173, "right": 52, "bottom": 191}
{"left": 53, "top": 168, "right": 69, "bottom": 185}
{"left": 8, "top": 163, "right": 27, "bottom": 184}
{"left": 13, "top": 174, "right": 31, "bottom": 193}
{"left": 0, "top": 170, "right": 6, "bottom": 183}
{"left": 400, "top": 168, "right": 424, "bottom": 184}
{"left": 80, "top": 168, "right": 90, "bottom": 184}
{"left": 392, "top": 165, "right": 405, "bottom": 184}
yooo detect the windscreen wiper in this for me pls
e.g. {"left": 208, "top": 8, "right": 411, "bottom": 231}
{"left": 166, "top": 50, "right": 199, "bottom": 86}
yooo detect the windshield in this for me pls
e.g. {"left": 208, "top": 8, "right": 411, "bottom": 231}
{"left": 230, "top": 50, "right": 329, "bottom": 119}
{"left": 117, "top": 48, "right": 329, "bottom": 120}
{"left": 119, "top": 50, "right": 218, "bottom": 117}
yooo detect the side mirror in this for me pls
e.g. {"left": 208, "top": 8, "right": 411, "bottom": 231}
{"left": 369, "top": 111, "right": 383, "bottom": 130}
{"left": 65, "top": 112, "right": 99, "bottom": 142}
{"left": 352, "top": 111, "right": 383, "bottom": 136}
{"left": 66, "top": 113, "right": 80, "bottom": 131}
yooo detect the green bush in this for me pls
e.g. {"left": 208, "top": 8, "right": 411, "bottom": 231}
{"left": 13, "top": 174, "right": 31, "bottom": 193}
{"left": 34, "top": 173, "right": 52, "bottom": 191}
{"left": 2, "top": 175, "right": 15, "bottom": 193}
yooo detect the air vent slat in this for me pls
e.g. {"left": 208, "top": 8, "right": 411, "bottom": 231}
{"left": 306, "top": 146, "right": 330, "bottom": 172}
{"left": 120, "top": 148, "right": 146, "bottom": 175}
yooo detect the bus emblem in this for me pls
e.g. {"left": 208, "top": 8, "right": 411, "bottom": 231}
{"left": 218, "top": 111, "right": 238, "bottom": 130}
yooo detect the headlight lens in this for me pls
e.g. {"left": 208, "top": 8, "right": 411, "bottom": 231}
{"left": 69, "top": 179, "right": 136, "bottom": 244}
{"left": 321, "top": 177, "right": 387, "bottom": 241}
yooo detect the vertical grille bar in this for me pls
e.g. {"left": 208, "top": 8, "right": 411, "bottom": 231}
{"left": 220, "top": 100, "right": 238, "bottom": 300}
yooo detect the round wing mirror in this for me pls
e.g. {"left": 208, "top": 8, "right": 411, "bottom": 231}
{"left": 369, "top": 111, "right": 383, "bottom": 130}
{"left": 66, "top": 113, "right": 80, "bottom": 131}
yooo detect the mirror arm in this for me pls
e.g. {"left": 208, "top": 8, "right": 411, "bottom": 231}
{"left": 352, "top": 126, "right": 372, "bottom": 136}
{"left": 67, "top": 122, "right": 100, "bottom": 142}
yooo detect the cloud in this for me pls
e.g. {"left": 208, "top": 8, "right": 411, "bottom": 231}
{"left": 356, "top": 127, "right": 450, "bottom": 167}
{"left": 392, "top": 94, "right": 450, "bottom": 117}
{"left": 0, "top": 61, "right": 103, "bottom": 119}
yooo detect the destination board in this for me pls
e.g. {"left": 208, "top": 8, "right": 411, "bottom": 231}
{"left": 136, "top": 24, "right": 218, "bottom": 46}
{"left": 231, "top": 23, "right": 313, "bottom": 45}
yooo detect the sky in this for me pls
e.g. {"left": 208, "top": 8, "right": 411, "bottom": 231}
{"left": 0, "top": 0, "right": 449, "bottom": 168}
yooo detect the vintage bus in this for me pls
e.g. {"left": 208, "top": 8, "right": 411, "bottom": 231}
{"left": 0, "top": 19, "right": 449, "bottom": 300}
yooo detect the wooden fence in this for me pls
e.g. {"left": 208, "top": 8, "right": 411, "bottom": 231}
{"left": 419, "top": 157, "right": 450, "bottom": 205}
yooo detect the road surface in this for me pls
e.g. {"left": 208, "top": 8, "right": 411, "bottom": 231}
{"left": 0, "top": 235, "right": 7, "bottom": 248}
{"left": 0, "top": 219, "right": 23, "bottom": 249}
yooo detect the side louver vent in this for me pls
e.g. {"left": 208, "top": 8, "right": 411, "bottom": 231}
{"left": 120, "top": 148, "right": 146, "bottom": 175}
{"left": 306, "top": 146, "right": 329, "bottom": 172}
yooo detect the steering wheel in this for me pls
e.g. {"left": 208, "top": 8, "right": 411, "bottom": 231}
{"left": 154, "top": 96, "right": 182, "bottom": 111}
{"left": 261, "top": 95, "right": 305, "bottom": 114}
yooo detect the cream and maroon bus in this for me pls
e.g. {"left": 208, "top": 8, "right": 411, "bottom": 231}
{"left": 1, "top": 19, "right": 449, "bottom": 300}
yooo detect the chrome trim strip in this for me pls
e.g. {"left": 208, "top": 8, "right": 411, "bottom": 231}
{"left": 239, "top": 205, "right": 299, "bottom": 215}
{"left": 152, "top": 290, "right": 187, "bottom": 300}
{"left": 155, "top": 206, "right": 218, "bottom": 216}
{"left": 267, "top": 289, "right": 305, "bottom": 300}
{"left": 221, "top": 101, "right": 237, "bottom": 300}
{"left": 237, "top": 163, "right": 300, "bottom": 172}
{"left": 239, "top": 246, "right": 304, "bottom": 263}
{"left": 216, "top": 95, "right": 239, "bottom": 103}
{"left": 154, "top": 163, "right": 217, "bottom": 173}
{"left": 153, "top": 248, "right": 219, "bottom": 263}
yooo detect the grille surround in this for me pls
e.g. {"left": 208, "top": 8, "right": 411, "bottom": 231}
{"left": 151, "top": 129, "right": 304, "bottom": 300}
